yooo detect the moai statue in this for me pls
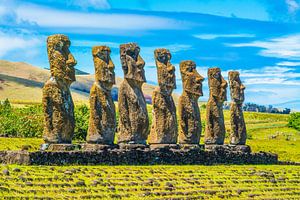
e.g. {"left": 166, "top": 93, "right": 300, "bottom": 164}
{"left": 148, "top": 49, "right": 177, "bottom": 145}
{"left": 178, "top": 61, "right": 204, "bottom": 144}
{"left": 42, "top": 34, "right": 77, "bottom": 144}
{"left": 118, "top": 43, "right": 149, "bottom": 145}
{"left": 228, "top": 71, "right": 247, "bottom": 145}
{"left": 205, "top": 67, "right": 228, "bottom": 145}
{"left": 86, "top": 46, "right": 116, "bottom": 144}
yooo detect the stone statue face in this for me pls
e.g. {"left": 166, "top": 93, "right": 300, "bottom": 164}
{"left": 180, "top": 60, "right": 204, "bottom": 98}
{"left": 154, "top": 48, "right": 176, "bottom": 95}
{"left": 208, "top": 67, "right": 228, "bottom": 103}
{"left": 120, "top": 43, "right": 146, "bottom": 85}
{"left": 92, "top": 46, "right": 115, "bottom": 90}
{"left": 228, "top": 71, "right": 245, "bottom": 104}
{"left": 47, "top": 34, "right": 77, "bottom": 85}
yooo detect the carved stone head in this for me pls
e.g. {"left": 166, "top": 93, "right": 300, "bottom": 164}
{"left": 154, "top": 48, "right": 176, "bottom": 95}
{"left": 47, "top": 34, "right": 77, "bottom": 86}
{"left": 207, "top": 67, "right": 228, "bottom": 103}
{"left": 92, "top": 46, "right": 115, "bottom": 90}
{"left": 180, "top": 60, "right": 204, "bottom": 98}
{"left": 120, "top": 43, "right": 145, "bottom": 86}
{"left": 228, "top": 71, "right": 245, "bottom": 104}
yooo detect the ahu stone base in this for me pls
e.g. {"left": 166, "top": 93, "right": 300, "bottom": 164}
{"left": 0, "top": 144, "right": 278, "bottom": 165}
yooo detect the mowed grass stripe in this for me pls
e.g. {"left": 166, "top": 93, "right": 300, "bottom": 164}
{"left": 1, "top": 165, "right": 300, "bottom": 199}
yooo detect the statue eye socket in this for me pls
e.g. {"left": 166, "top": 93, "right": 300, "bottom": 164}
{"left": 98, "top": 53, "right": 105, "bottom": 59}
{"left": 127, "top": 50, "right": 136, "bottom": 60}
{"left": 213, "top": 72, "right": 220, "bottom": 79}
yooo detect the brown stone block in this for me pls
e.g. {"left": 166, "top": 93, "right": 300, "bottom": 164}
{"left": 149, "top": 144, "right": 180, "bottom": 150}
{"left": 118, "top": 143, "right": 149, "bottom": 150}
{"left": 81, "top": 144, "right": 118, "bottom": 151}
{"left": 205, "top": 144, "right": 251, "bottom": 153}
{"left": 46, "top": 144, "right": 79, "bottom": 151}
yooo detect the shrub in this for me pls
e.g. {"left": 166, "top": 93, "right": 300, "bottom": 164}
{"left": 74, "top": 104, "right": 90, "bottom": 141}
{"left": 0, "top": 99, "right": 91, "bottom": 140}
{"left": 0, "top": 99, "right": 43, "bottom": 137}
{"left": 288, "top": 112, "right": 300, "bottom": 131}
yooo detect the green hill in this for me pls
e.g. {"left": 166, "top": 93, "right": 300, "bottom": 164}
{"left": 0, "top": 60, "right": 170, "bottom": 104}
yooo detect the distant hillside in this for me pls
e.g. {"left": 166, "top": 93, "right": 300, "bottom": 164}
{"left": 0, "top": 60, "right": 175, "bottom": 104}
{"left": 44, "top": 67, "right": 90, "bottom": 75}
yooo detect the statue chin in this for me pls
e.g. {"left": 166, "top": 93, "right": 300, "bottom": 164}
{"left": 185, "top": 89, "right": 202, "bottom": 98}
{"left": 126, "top": 76, "right": 145, "bottom": 86}
{"left": 100, "top": 82, "right": 113, "bottom": 91}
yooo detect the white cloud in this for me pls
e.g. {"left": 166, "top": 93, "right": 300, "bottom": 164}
{"left": 0, "top": 30, "right": 42, "bottom": 58}
{"left": 243, "top": 77, "right": 300, "bottom": 85}
{"left": 0, "top": 5, "right": 5, "bottom": 15}
{"left": 14, "top": 4, "right": 190, "bottom": 31}
{"left": 72, "top": 40, "right": 119, "bottom": 48}
{"left": 286, "top": 0, "right": 300, "bottom": 14}
{"left": 70, "top": 0, "right": 111, "bottom": 10}
{"left": 222, "top": 66, "right": 300, "bottom": 86}
{"left": 142, "top": 44, "right": 192, "bottom": 54}
{"left": 226, "top": 34, "right": 300, "bottom": 60}
{"left": 277, "top": 61, "right": 300, "bottom": 66}
{"left": 194, "top": 33, "right": 255, "bottom": 40}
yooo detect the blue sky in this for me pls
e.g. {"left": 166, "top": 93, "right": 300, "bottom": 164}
{"left": 1, "top": 0, "right": 300, "bottom": 109}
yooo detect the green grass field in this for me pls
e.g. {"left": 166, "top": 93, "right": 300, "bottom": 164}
{"left": 0, "top": 102, "right": 300, "bottom": 199}
{"left": 1, "top": 165, "right": 300, "bottom": 199}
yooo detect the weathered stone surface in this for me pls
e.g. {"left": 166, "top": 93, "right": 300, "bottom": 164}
{"left": 150, "top": 144, "right": 180, "bottom": 150}
{"left": 0, "top": 151, "right": 30, "bottom": 164}
{"left": 42, "top": 34, "right": 77, "bottom": 144}
{"left": 205, "top": 67, "right": 227, "bottom": 145}
{"left": 178, "top": 61, "right": 204, "bottom": 144}
{"left": 86, "top": 46, "right": 116, "bottom": 144}
{"left": 118, "top": 143, "right": 149, "bottom": 150}
{"left": 179, "top": 144, "right": 204, "bottom": 151}
{"left": 81, "top": 144, "right": 118, "bottom": 151}
{"left": 45, "top": 144, "right": 79, "bottom": 151}
{"left": 117, "top": 43, "right": 149, "bottom": 144}
{"left": 228, "top": 71, "right": 247, "bottom": 145}
{"left": 205, "top": 145, "right": 251, "bottom": 153}
{"left": 0, "top": 148, "right": 278, "bottom": 165}
{"left": 148, "top": 48, "right": 177, "bottom": 144}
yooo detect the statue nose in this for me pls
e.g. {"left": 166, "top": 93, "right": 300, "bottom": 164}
{"left": 195, "top": 75, "right": 204, "bottom": 83}
{"left": 168, "top": 66, "right": 175, "bottom": 73}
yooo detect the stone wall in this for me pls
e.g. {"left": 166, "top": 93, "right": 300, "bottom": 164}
{"left": 0, "top": 145, "right": 278, "bottom": 165}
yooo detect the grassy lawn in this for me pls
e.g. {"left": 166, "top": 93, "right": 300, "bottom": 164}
{"left": 0, "top": 165, "right": 299, "bottom": 199}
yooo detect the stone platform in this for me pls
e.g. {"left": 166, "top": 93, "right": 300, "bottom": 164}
{"left": 0, "top": 144, "right": 278, "bottom": 165}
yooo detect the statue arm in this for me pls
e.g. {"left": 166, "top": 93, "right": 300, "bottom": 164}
{"left": 118, "top": 89, "right": 132, "bottom": 135}
{"left": 206, "top": 103, "right": 214, "bottom": 134}
{"left": 179, "top": 99, "right": 189, "bottom": 135}
{"left": 89, "top": 86, "right": 102, "bottom": 131}
{"left": 42, "top": 85, "right": 53, "bottom": 133}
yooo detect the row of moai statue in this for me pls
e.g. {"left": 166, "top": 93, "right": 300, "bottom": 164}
{"left": 42, "top": 34, "right": 246, "bottom": 147}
